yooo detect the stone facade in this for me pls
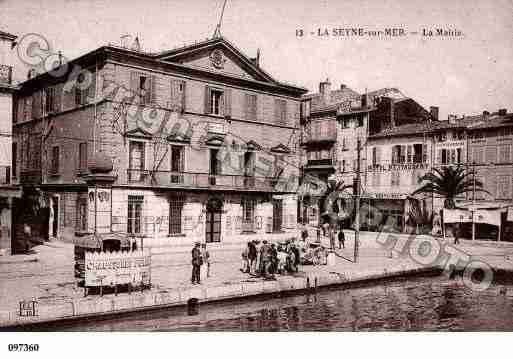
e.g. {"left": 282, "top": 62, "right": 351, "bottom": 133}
{"left": 13, "top": 36, "right": 307, "bottom": 247}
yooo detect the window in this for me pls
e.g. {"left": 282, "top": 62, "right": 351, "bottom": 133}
{"left": 170, "top": 145, "right": 184, "bottom": 172}
{"left": 242, "top": 197, "right": 256, "bottom": 232}
{"left": 78, "top": 142, "right": 88, "bottom": 170}
{"left": 210, "top": 149, "right": 221, "bottom": 176}
{"left": 274, "top": 99, "right": 287, "bottom": 125}
{"left": 127, "top": 195, "right": 143, "bottom": 234}
{"left": 391, "top": 171, "right": 400, "bottom": 186}
{"left": 44, "top": 87, "right": 56, "bottom": 113}
{"left": 170, "top": 79, "right": 186, "bottom": 111}
{"left": 50, "top": 146, "right": 60, "bottom": 174}
{"left": 499, "top": 144, "right": 511, "bottom": 163}
{"left": 243, "top": 152, "right": 255, "bottom": 176}
{"left": 300, "top": 99, "right": 311, "bottom": 120}
{"left": 138, "top": 76, "right": 151, "bottom": 104}
{"left": 76, "top": 198, "right": 87, "bottom": 232}
{"left": 169, "top": 196, "right": 184, "bottom": 235}
{"left": 472, "top": 147, "right": 484, "bottom": 164}
{"left": 372, "top": 147, "right": 378, "bottom": 166}
{"left": 12, "top": 143, "right": 17, "bottom": 179}
{"left": 128, "top": 141, "right": 145, "bottom": 182}
{"left": 23, "top": 97, "right": 32, "bottom": 121}
{"left": 245, "top": 94, "right": 257, "bottom": 121}
{"left": 342, "top": 159, "right": 346, "bottom": 172}
{"left": 75, "top": 73, "right": 87, "bottom": 106}
{"left": 210, "top": 89, "right": 223, "bottom": 115}
{"left": 497, "top": 175, "right": 511, "bottom": 199}
{"left": 272, "top": 199, "right": 283, "bottom": 232}
{"left": 485, "top": 146, "right": 497, "bottom": 164}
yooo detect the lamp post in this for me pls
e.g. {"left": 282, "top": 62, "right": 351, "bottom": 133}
{"left": 354, "top": 138, "right": 361, "bottom": 263}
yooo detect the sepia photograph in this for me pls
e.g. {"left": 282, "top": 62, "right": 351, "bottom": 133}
{"left": 1, "top": 0, "right": 513, "bottom": 355}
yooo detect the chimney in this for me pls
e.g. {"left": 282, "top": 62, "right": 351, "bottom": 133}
{"left": 340, "top": 84, "right": 346, "bottom": 90}
{"left": 448, "top": 115, "right": 457, "bottom": 124}
{"left": 429, "top": 106, "right": 439, "bottom": 121}
{"left": 319, "top": 78, "right": 331, "bottom": 103}
{"left": 483, "top": 110, "right": 490, "bottom": 120}
{"left": 498, "top": 108, "right": 507, "bottom": 116}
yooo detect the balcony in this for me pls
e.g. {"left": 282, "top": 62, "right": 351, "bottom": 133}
{"left": 301, "top": 132, "right": 337, "bottom": 145}
{"left": 304, "top": 158, "right": 335, "bottom": 172}
{"left": 0, "top": 166, "right": 11, "bottom": 185}
{"left": 20, "top": 170, "right": 42, "bottom": 185}
{"left": 0, "top": 65, "right": 12, "bottom": 85}
{"left": 125, "top": 170, "right": 288, "bottom": 192}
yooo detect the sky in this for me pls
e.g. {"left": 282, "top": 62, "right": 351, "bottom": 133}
{"left": 1, "top": 0, "right": 512, "bottom": 121}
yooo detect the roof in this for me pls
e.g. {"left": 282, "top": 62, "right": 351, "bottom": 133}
{"left": 303, "top": 85, "right": 360, "bottom": 112}
{"left": 369, "top": 112, "right": 513, "bottom": 139}
{"left": 20, "top": 37, "right": 307, "bottom": 95}
{"left": 0, "top": 30, "right": 17, "bottom": 41}
{"left": 305, "top": 85, "right": 407, "bottom": 115}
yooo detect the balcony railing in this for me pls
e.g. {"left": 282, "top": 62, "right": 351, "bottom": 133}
{"left": 0, "top": 166, "right": 11, "bottom": 185}
{"left": 0, "top": 65, "right": 12, "bottom": 85}
{"left": 306, "top": 158, "right": 334, "bottom": 167}
{"left": 241, "top": 220, "right": 255, "bottom": 233}
{"left": 20, "top": 169, "right": 42, "bottom": 185}
{"left": 125, "top": 170, "right": 290, "bottom": 192}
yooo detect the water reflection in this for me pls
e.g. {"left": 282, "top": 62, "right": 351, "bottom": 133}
{"left": 46, "top": 275, "right": 513, "bottom": 331}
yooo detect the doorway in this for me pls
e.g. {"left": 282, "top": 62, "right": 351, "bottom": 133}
{"left": 205, "top": 210, "right": 221, "bottom": 243}
{"left": 272, "top": 199, "right": 283, "bottom": 232}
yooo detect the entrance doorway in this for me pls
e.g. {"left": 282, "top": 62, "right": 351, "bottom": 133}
{"left": 272, "top": 199, "right": 283, "bottom": 232}
{"left": 205, "top": 210, "right": 221, "bottom": 243}
{"left": 50, "top": 196, "right": 59, "bottom": 238}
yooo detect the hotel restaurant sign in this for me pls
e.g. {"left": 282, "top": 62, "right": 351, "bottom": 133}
{"left": 85, "top": 249, "right": 151, "bottom": 287}
{"left": 367, "top": 163, "right": 430, "bottom": 171}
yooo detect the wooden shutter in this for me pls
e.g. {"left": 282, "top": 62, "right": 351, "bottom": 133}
{"left": 224, "top": 88, "right": 232, "bottom": 117}
{"left": 149, "top": 75, "right": 156, "bottom": 104}
{"left": 88, "top": 71, "right": 96, "bottom": 103}
{"left": 130, "top": 71, "right": 139, "bottom": 101}
{"left": 180, "top": 80, "right": 186, "bottom": 112}
{"left": 32, "top": 91, "right": 41, "bottom": 119}
{"left": 274, "top": 99, "right": 280, "bottom": 123}
{"left": 244, "top": 94, "right": 250, "bottom": 120}
{"left": 281, "top": 100, "right": 287, "bottom": 125}
{"left": 53, "top": 84, "right": 62, "bottom": 112}
{"left": 204, "top": 85, "right": 211, "bottom": 114}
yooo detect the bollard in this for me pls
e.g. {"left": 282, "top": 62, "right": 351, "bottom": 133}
{"left": 187, "top": 298, "right": 199, "bottom": 316}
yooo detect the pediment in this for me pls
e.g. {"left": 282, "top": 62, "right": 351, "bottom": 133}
{"left": 155, "top": 37, "right": 275, "bottom": 83}
{"left": 166, "top": 132, "right": 191, "bottom": 143}
{"left": 270, "top": 143, "right": 291, "bottom": 154}
{"left": 205, "top": 134, "right": 226, "bottom": 146}
{"left": 245, "top": 140, "right": 262, "bottom": 151}
{"left": 125, "top": 127, "right": 153, "bottom": 138}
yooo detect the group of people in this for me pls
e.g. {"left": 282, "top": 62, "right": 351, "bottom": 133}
{"left": 241, "top": 239, "right": 301, "bottom": 280}
{"left": 304, "top": 225, "right": 345, "bottom": 250}
{"left": 191, "top": 242, "right": 211, "bottom": 285}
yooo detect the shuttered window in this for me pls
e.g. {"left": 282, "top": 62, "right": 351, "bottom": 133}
{"left": 130, "top": 71, "right": 155, "bottom": 105}
{"left": 204, "top": 85, "right": 231, "bottom": 116}
{"left": 78, "top": 142, "right": 88, "bottom": 170}
{"left": 50, "top": 146, "right": 60, "bottom": 174}
{"left": 245, "top": 93, "right": 257, "bottom": 121}
{"left": 170, "top": 79, "right": 186, "bottom": 112}
{"left": 274, "top": 99, "right": 287, "bottom": 125}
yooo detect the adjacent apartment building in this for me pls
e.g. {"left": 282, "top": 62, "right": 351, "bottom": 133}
{"left": 299, "top": 79, "right": 432, "bottom": 227}
{"left": 13, "top": 36, "right": 307, "bottom": 248}
{"left": 0, "top": 30, "right": 20, "bottom": 255}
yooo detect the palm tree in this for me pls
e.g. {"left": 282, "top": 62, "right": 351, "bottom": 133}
{"left": 411, "top": 165, "right": 487, "bottom": 209}
{"left": 320, "top": 179, "right": 353, "bottom": 225}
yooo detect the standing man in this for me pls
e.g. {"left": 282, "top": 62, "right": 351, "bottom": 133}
{"left": 248, "top": 240, "right": 257, "bottom": 274}
{"left": 191, "top": 242, "right": 202, "bottom": 284}
{"left": 201, "top": 243, "right": 211, "bottom": 278}
{"left": 453, "top": 224, "right": 461, "bottom": 245}
{"left": 338, "top": 229, "right": 345, "bottom": 249}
